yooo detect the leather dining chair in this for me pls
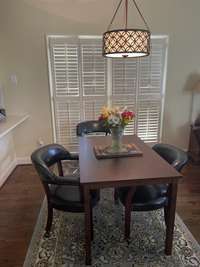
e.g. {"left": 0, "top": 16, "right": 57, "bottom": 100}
{"left": 77, "top": 120, "right": 128, "bottom": 204}
{"left": 76, "top": 120, "right": 110, "bottom": 137}
{"left": 117, "top": 143, "right": 188, "bottom": 234}
{"left": 76, "top": 120, "right": 113, "bottom": 200}
{"left": 31, "top": 144, "right": 100, "bottom": 238}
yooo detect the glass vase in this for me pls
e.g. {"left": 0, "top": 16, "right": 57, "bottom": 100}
{"left": 110, "top": 126, "right": 124, "bottom": 152}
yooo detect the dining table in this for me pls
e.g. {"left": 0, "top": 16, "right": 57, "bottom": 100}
{"left": 79, "top": 135, "right": 182, "bottom": 265}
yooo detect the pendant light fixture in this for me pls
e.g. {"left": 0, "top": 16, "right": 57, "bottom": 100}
{"left": 103, "top": 0, "right": 151, "bottom": 58}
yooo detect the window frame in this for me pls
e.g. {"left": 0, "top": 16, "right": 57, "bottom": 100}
{"left": 46, "top": 34, "right": 169, "bottom": 149}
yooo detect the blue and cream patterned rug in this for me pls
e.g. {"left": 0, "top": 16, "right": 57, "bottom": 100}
{"left": 24, "top": 189, "right": 200, "bottom": 267}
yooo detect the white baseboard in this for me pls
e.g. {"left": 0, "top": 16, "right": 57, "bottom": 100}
{"left": 0, "top": 159, "right": 17, "bottom": 188}
{"left": 16, "top": 157, "right": 31, "bottom": 165}
{"left": 0, "top": 157, "right": 31, "bottom": 188}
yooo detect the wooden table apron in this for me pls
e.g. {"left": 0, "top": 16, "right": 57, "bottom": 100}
{"left": 79, "top": 135, "right": 182, "bottom": 265}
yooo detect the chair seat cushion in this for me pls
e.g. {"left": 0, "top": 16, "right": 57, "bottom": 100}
{"left": 118, "top": 184, "right": 168, "bottom": 211}
{"left": 50, "top": 185, "right": 100, "bottom": 212}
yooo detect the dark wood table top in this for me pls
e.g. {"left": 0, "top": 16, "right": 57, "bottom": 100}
{"left": 79, "top": 135, "right": 182, "bottom": 187}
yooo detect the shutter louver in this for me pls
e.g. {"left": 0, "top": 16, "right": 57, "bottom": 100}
{"left": 83, "top": 98, "right": 107, "bottom": 121}
{"left": 81, "top": 38, "right": 107, "bottom": 121}
{"left": 112, "top": 58, "right": 137, "bottom": 96}
{"left": 55, "top": 100, "right": 81, "bottom": 151}
{"left": 53, "top": 44, "right": 79, "bottom": 97}
{"left": 50, "top": 38, "right": 80, "bottom": 97}
{"left": 81, "top": 39, "right": 107, "bottom": 96}
{"left": 48, "top": 37, "right": 108, "bottom": 150}
{"left": 137, "top": 38, "right": 166, "bottom": 142}
{"left": 49, "top": 37, "right": 80, "bottom": 150}
{"left": 137, "top": 100, "right": 161, "bottom": 142}
{"left": 111, "top": 58, "right": 138, "bottom": 135}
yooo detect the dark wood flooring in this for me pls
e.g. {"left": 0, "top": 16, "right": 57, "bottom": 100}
{"left": 0, "top": 166, "right": 44, "bottom": 267}
{"left": 0, "top": 164, "right": 199, "bottom": 267}
{"left": 177, "top": 163, "right": 200, "bottom": 242}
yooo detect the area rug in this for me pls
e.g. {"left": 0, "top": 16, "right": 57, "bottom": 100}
{"left": 23, "top": 189, "right": 200, "bottom": 267}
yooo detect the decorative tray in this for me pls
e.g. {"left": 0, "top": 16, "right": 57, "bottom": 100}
{"left": 93, "top": 143, "right": 143, "bottom": 159}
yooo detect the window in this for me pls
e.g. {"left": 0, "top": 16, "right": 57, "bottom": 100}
{"left": 47, "top": 35, "right": 168, "bottom": 151}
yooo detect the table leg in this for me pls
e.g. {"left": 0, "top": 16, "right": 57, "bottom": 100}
{"left": 165, "top": 182, "right": 178, "bottom": 255}
{"left": 125, "top": 187, "right": 136, "bottom": 240}
{"left": 83, "top": 186, "right": 92, "bottom": 265}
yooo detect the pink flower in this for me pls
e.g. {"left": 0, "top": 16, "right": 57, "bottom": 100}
{"left": 122, "top": 111, "right": 135, "bottom": 120}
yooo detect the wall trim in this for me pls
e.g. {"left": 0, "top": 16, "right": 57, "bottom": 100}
{"left": 0, "top": 157, "right": 31, "bottom": 188}
{"left": 16, "top": 157, "right": 31, "bottom": 165}
{"left": 0, "top": 159, "right": 17, "bottom": 188}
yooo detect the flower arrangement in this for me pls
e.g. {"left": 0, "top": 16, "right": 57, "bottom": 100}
{"left": 99, "top": 106, "right": 135, "bottom": 129}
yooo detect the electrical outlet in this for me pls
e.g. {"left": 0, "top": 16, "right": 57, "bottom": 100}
{"left": 37, "top": 139, "right": 44, "bottom": 147}
{"left": 10, "top": 74, "right": 18, "bottom": 86}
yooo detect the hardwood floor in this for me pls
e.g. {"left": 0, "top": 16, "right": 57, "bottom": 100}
{"left": 177, "top": 163, "right": 200, "bottom": 242}
{"left": 0, "top": 163, "right": 199, "bottom": 267}
{"left": 0, "top": 166, "right": 44, "bottom": 267}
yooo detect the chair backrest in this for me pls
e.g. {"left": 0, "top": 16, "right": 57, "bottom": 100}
{"left": 31, "top": 144, "right": 71, "bottom": 184}
{"left": 152, "top": 143, "right": 188, "bottom": 172}
{"left": 76, "top": 120, "right": 110, "bottom": 137}
{"left": 193, "top": 126, "right": 200, "bottom": 145}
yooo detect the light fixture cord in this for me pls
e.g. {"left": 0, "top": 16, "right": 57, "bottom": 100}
{"left": 107, "top": 0, "right": 123, "bottom": 31}
{"left": 125, "top": 0, "right": 128, "bottom": 29}
{"left": 132, "top": 0, "right": 150, "bottom": 31}
{"left": 107, "top": 0, "right": 150, "bottom": 32}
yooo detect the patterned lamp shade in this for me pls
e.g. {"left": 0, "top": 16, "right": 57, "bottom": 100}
{"left": 103, "top": 29, "right": 151, "bottom": 58}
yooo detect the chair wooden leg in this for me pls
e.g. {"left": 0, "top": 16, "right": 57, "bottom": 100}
{"left": 83, "top": 186, "right": 92, "bottom": 265}
{"left": 114, "top": 189, "right": 119, "bottom": 204}
{"left": 44, "top": 203, "right": 53, "bottom": 237}
{"left": 164, "top": 205, "right": 168, "bottom": 227}
{"left": 125, "top": 205, "right": 131, "bottom": 239}
{"left": 90, "top": 206, "right": 94, "bottom": 241}
{"left": 165, "top": 182, "right": 178, "bottom": 255}
{"left": 124, "top": 187, "right": 136, "bottom": 240}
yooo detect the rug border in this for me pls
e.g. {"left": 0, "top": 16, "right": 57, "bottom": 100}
{"left": 23, "top": 198, "right": 46, "bottom": 267}
{"left": 175, "top": 213, "right": 200, "bottom": 257}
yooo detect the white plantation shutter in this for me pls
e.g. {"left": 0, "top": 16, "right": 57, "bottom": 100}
{"left": 137, "top": 100, "right": 161, "bottom": 142}
{"left": 80, "top": 38, "right": 107, "bottom": 122}
{"left": 50, "top": 37, "right": 80, "bottom": 97}
{"left": 81, "top": 39, "right": 107, "bottom": 96}
{"left": 137, "top": 38, "right": 167, "bottom": 142}
{"left": 111, "top": 37, "right": 167, "bottom": 142}
{"left": 83, "top": 98, "right": 107, "bottom": 121}
{"left": 48, "top": 36, "right": 107, "bottom": 150}
{"left": 48, "top": 37, "right": 80, "bottom": 150}
{"left": 55, "top": 100, "right": 81, "bottom": 149}
{"left": 111, "top": 58, "right": 138, "bottom": 135}
{"left": 48, "top": 35, "right": 168, "bottom": 150}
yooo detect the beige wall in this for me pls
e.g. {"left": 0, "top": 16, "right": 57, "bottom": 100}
{"left": 0, "top": 0, "right": 200, "bottom": 157}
